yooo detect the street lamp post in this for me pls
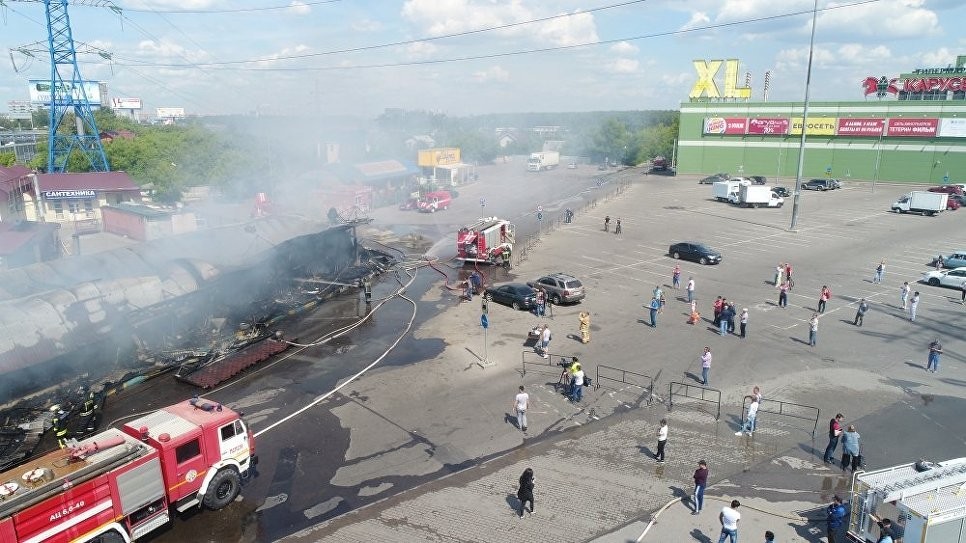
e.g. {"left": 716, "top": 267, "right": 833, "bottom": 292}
{"left": 789, "top": 0, "right": 819, "bottom": 231}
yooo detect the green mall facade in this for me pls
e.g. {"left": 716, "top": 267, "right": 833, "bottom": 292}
{"left": 676, "top": 59, "right": 966, "bottom": 184}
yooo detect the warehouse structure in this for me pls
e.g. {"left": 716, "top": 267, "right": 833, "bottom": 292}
{"left": 677, "top": 57, "right": 966, "bottom": 183}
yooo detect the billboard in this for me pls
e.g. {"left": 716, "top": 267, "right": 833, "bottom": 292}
{"left": 156, "top": 107, "right": 185, "bottom": 118}
{"left": 43, "top": 190, "right": 96, "bottom": 200}
{"left": 111, "top": 97, "right": 142, "bottom": 110}
{"left": 939, "top": 118, "right": 966, "bottom": 138}
{"left": 886, "top": 118, "right": 939, "bottom": 137}
{"left": 703, "top": 117, "right": 748, "bottom": 135}
{"left": 791, "top": 117, "right": 837, "bottom": 136}
{"left": 28, "top": 79, "right": 102, "bottom": 106}
{"left": 747, "top": 118, "right": 789, "bottom": 135}
{"left": 417, "top": 147, "right": 461, "bottom": 167}
{"left": 836, "top": 118, "right": 885, "bottom": 137}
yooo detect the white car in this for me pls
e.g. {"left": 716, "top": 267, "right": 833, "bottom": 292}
{"left": 920, "top": 266, "right": 966, "bottom": 288}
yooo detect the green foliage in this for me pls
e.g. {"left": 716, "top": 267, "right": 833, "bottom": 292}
{"left": 0, "top": 152, "right": 16, "bottom": 167}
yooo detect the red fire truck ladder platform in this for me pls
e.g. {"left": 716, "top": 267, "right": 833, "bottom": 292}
{"left": 176, "top": 338, "right": 290, "bottom": 389}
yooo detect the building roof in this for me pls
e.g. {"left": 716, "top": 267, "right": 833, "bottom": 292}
{"left": 107, "top": 202, "right": 175, "bottom": 219}
{"left": 0, "top": 222, "right": 57, "bottom": 256}
{"left": 0, "top": 165, "right": 30, "bottom": 185}
{"left": 36, "top": 171, "right": 140, "bottom": 192}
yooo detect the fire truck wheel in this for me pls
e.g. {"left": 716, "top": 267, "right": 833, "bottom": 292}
{"left": 203, "top": 468, "right": 241, "bottom": 510}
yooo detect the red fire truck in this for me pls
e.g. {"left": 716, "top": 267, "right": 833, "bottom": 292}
{"left": 0, "top": 397, "right": 256, "bottom": 543}
{"left": 456, "top": 217, "right": 514, "bottom": 264}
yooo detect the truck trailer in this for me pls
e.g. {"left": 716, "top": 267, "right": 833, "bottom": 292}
{"left": 847, "top": 457, "right": 966, "bottom": 543}
{"left": 891, "top": 191, "right": 948, "bottom": 216}
{"left": 728, "top": 185, "right": 784, "bottom": 208}
{"left": 0, "top": 397, "right": 255, "bottom": 543}
{"left": 527, "top": 152, "right": 560, "bottom": 172}
{"left": 712, "top": 179, "right": 750, "bottom": 202}
{"left": 456, "top": 217, "right": 515, "bottom": 264}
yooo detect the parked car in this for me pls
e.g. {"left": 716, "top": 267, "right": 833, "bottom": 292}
{"left": 802, "top": 178, "right": 840, "bottom": 191}
{"left": 936, "top": 251, "right": 966, "bottom": 269}
{"left": 483, "top": 283, "right": 537, "bottom": 310}
{"left": 772, "top": 186, "right": 791, "bottom": 198}
{"left": 668, "top": 242, "right": 722, "bottom": 265}
{"left": 527, "top": 273, "right": 585, "bottom": 304}
{"left": 920, "top": 267, "right": 966, "bottom": 288}
{"left": 928, "top": 185, "right": 965, "bottom": 196}
{"left": 946, "top": 198, "right": 961, "bottom": 210}
{"left": 699, "top": 173, "right": 729, "bottom": 185}
{"left": 749, "top": 175, "right": 767, "bottom": 185}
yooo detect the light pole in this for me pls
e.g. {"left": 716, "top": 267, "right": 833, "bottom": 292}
{"left": 789, "top": 0, "right": 819, "bottom": 231}
{"left": 871, "top": 126, "right": 883, "bottom": 193}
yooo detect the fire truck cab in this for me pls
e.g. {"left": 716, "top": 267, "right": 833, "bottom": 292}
{"left": 456, "top": 217, "right": 514, "bottom": 264}
{"left": 0, "top": 397, "right": 255, "bottom": 543}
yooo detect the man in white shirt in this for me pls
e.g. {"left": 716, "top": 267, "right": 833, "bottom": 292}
{"left": 655, "top": 419, "right": 668, "bottom": 463}
{"left": 736, "top": 398, "right": 759, "bottom": 436}
{"left": 718, "top": 500, "right": 741, "bottom": 543}
{"left": 513, "top": 386, "right": 529, "bottom": 432}
{"left": 569, "top": 366, "right": 585, "bottom": 402}
{"left": 540, "top": 325, "right": 551, "bottom": 359}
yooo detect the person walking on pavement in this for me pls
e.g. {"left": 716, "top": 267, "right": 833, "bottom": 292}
{"left": 778, "top": 281, "right": 789, "bottom": 308}
{"left": 764, "top": 531, "right": 775, "bottom": 543}
{"left": 873, "top": 260, "right": 885, "bottom": 284}
{"left": 909, "top": 291, "right": 920, "bottom": 321}
{"left": 927, "top": 338, "right": 943, "bottom": 373}
{"left": 687, "top": 277, "right": 696, "bottom": 303}
{"left": 692, "top": 460, "right": 709, "bottom": 515}
{"left": 736, "top": 396, "right": 759, "bottom": 436}
{"left": 824, "top": 414, "right": 845, "bottom": 464}
{"left": 785, "top": 263, "right": 793, "bottom": 287}
{"left": 649, "top": 296, "right": 661, "bottom": 327}
{"left": 700, "top": 346, "right": 712, "bottom": 386}
{"left": 853, "top": 298, "right": 869, "bottom": 326}
{"left": 578, "top": 311, "right": 591, "bottom": 344}
{"left": 719, "top": 302, "right": 733, "bottom": 336}
{"left": 936, "top": 254, "right": 944, "bottom": 270}
{"left": 516, "top": 467, "right": 535, "bottom": 518}
{"left": 540, "top": 325, "right": 551, "bottom": 359}
{"left": 535, "top": 288, "right": 546, "bottom": 317}
{"left": 826, "top": 495, "right": 848, "bottom": 543}
{"left": 655, "top": 419, "right": 668, "bottom": 463}
{"left": 604, "top": 215, "right": 610, "bottom": 232}
{"left": 653, "top": 286, "right": 665, "bottom": 314}
{"left": 727, "top": 302, "right": 737, "bottom": 334}
{"left": 900, "top": 281, "right": 911, "bottom": 309}
{"left": 739, "top": 308, "right": 749, "bottom": 338}
{"left": 841, "top": 424, "right": 861, "bottom": 472}
{"left": 809, "top": 313, "right": 819, "bottom": 346}
{"left": 713, "top": 296, "right": 724, "bottom": 327}
{"left": 615, "top": 217, "right": 622, "bottom": 235}
{"left": 513, "top": 386, "right": 529, "bottom": 432}
{"left": 672, "top": 265, "right": 681, "bottom": 289}
{"left": 775, "top": 263, "right": 784, "bottom": 287}
{"left": 570, "top": 364, "right": 585, "bottom": 403}
{"left": 717, "top": 500, "right": 741, "bottom": 543}
{"left": 818, "top": 285, "right": 832, "bottom": 313}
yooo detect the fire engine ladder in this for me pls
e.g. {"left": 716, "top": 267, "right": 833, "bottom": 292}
{"left": 878, "top": 461, "right": 966, "bottom": 502}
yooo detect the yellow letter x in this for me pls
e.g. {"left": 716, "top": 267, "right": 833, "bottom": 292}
{"left": 690, "top": 60, "right": 722, "bottom": 99}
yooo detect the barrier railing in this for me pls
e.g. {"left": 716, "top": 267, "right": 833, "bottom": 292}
{"left": 520, "top": 350, "right": 576, "bottom": 377}
{"left": 595, "top": 365, "right": 655, "bottom": 406}
{"left": 667, "top": 381, "right": 721, "bottom": 420}
{"left": 741, "top": 396, "right": 820, "bottom": 438}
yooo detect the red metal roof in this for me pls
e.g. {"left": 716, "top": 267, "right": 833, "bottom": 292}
{"left": 36, "top": 171, "right": 140, "bottom": 192}
{"left": 0, "top": 165, "right": 30, "bottom": 194}
{"left": 0, "top": 222, "right": 50, "bottom": 255}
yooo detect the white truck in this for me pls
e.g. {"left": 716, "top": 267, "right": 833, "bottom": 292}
{"left": 891, "top": 191, "right": 948, "bottom": 216}
{"left": 527, "top": 151, "right": 560, "bottom": 172}
{"left": 728, "top": 185, "right": 784, "bottom": 208}
{"left": 712, "top": 179, "right": 750, "bottom": 202}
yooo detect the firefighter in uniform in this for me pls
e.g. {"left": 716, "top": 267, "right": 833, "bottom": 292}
{"left": 52, "top": 410, "right": 69, "bottom": 449}
{"left": 578, "top": 311, "right": 591, "bottom": 344}
{"left": 501, "top": 246, "right": 511, "bottom": 270}
{"left": 80, "top": 389, "right": 97, "bottom": 417}
{"left": 363, "top": 277, "right": 373, "bottom": 304}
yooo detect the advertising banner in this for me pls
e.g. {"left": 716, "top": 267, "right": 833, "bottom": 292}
{"left": 156, "top": 107, "right": 186, "bottom": 118}
{"left": 111, "top": 97, "right": 142, "bottom": 110}
{"left": 747, "top": 118, "right": 789, "bottom": 135}
{"left": 886, "top": 118, "right": 939, "bottom": 137}
{"left": 28, "top": 80, "right": 102, "bottom": 106}
{"left": 703, "top": 117, "right": 747, "bottom": 135}
{"left": 43, "top": 190, "right": 96, "bottom": 200}
{"left": 836, "top": 118, "right": 885, "bottom": 137}
{"left": 791, "top": 117, "right": 837, "bottom": 136}
{"left": 939, "top": 118, "right": 966, "bottom": 138}
{"left": 417, "top": 147, "right": 461, "bottom": 167}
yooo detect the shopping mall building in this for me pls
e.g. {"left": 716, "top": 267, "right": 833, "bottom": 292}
{"left": 677, "top": 56, "right": 966, "bottom": 183}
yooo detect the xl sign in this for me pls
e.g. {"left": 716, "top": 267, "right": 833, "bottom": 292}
{"left": 689, "top": 59, "right": 751, "bottom": 100}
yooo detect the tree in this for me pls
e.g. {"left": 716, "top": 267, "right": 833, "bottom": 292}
{"left": 0, "top": 152, "right": 15, "bottom": 167}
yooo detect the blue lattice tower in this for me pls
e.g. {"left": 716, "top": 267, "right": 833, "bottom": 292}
{"left": 42, "top": 0, "right": 111, "bottom": 172}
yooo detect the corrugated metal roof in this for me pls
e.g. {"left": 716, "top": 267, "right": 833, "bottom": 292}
{"left": 36, "top": 171, "right": 140, "bottom": 192}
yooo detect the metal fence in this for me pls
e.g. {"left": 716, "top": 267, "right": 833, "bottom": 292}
{"left": 741, "top": 396, "right": 821, "bottom": 438}
{"left": 594, "top": 365, "right": 655, "bottom": 406}
{"left": 520, "top": 350, "right": 576, "bottom": 377}
{"left": 667, "top": 381, "right": 722, "bottom": 420}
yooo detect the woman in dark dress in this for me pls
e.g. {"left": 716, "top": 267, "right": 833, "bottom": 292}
{"left": 517, "top": 467, "right": 534, "bottom": 517}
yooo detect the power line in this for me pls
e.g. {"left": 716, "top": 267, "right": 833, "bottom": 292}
{"left": 119, "top": 0, "right": 343, "bottom": 14}
{"left": 109, "top": 0, "right": 884, "bottom": 72}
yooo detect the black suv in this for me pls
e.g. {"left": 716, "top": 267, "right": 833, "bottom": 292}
{"left": 527, "top": 273, "right": 585, "bottom": 304}
{"left": 749, "top": 175, "right": 767, "bottom": 185}
{"left": 802, "top": 178, "right": 841, "bottom": 191}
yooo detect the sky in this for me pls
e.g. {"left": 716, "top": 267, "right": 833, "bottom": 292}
{"left": 1, "top": 0, "right": 964, "bottom": 118}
